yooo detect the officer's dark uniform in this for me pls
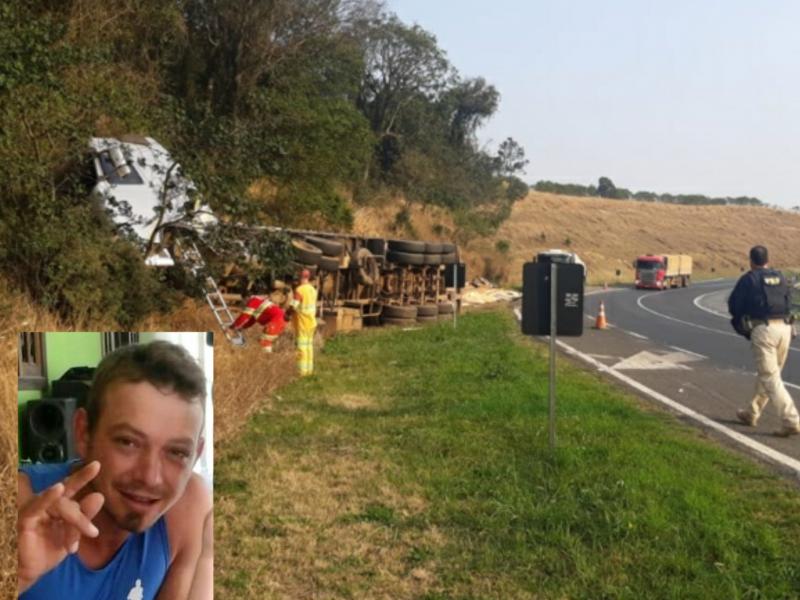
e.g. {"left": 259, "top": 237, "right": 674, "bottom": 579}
{"left": 728, "top": 267, "right": 798, "bottom": 434}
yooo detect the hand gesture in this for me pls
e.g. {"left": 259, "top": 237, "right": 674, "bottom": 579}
{"left": 18, "top": 461, "right": 105, "bottom": 594}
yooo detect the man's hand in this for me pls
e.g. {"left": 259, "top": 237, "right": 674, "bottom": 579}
{"left": 18, "top": 461, "right": 105, "bottom": 594}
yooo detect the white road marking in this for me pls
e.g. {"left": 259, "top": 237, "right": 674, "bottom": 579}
{"left": 636, "top": 294, "right": 800, "bottom": 355}
{"left": 693, "top": 291, "right": 730, "bottom": 319}
{"left": 556, "top": 339, "right": 800, "bottom": 477}
{"left": 611, "top": 350, "right": 701, "bottom": 371}
{"left": 668, "top": 346, "right": 707, "bottom": 360}
{"left": 637, "top": 292, "right": 739, "bottom": 338}
{"left": 625, "top": 331, "right": 649, "bottom": 340}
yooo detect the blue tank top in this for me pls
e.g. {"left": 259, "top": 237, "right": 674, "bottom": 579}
{"left": 20, "top": 462, "right": 171, "bottom": 600}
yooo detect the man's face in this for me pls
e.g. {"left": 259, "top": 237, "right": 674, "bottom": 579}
{"left": 82, "top": 380, "right": 204, "bottom": 533}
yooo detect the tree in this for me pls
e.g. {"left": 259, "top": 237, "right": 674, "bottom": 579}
{"left": 441, "top": 77, "right": 499, "bottom": 147}
{"left": 597, "top": 176, "right": 616, "bottom": 198}
{"left": 356, "top": 14, "right": 451, "bottom": 175}
{"left": 494, "top": 137, "right": 528, "bottom": 177}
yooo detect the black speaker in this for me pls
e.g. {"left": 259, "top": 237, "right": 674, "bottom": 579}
{"left": 21, "top": 398, "right": 79, "bottom": 463}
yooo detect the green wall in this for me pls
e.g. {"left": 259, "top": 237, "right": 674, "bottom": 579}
{"left": 44, "top": 332, "right": 102, "bottom": 387}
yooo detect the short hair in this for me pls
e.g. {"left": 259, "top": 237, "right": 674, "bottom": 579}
{"left": 86, "top": 341, "right": 206, "bottom": 432}
{"left": 749, "top": 245, "right": 769, "bottom": 267}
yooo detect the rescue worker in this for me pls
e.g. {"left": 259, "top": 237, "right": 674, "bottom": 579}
{"left": 729, "top": 245, "right": 799, "bottom": 437}
{"left": 290, "top": 269, "right": 318, "bottom": 376}
{"left": 230, "top": 283, "right": 289, "bottom": 353}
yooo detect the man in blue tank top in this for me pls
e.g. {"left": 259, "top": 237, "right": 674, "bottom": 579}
{"left": 18, "top": 341, "right": 213, "bottom": 599}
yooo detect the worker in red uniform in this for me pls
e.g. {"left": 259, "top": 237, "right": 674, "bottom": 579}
{"left": 230, "top": 289, "right": 288, "bottom": 353}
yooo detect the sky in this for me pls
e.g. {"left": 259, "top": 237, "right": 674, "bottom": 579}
{"left": 388, "top": 0, "right": 800, "bottom": 208}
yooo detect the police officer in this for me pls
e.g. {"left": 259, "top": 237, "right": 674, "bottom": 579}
{"left": 729, "top": 245, "right": 799, "bottom": 437}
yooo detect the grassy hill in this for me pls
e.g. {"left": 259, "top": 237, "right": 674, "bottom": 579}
{"left": 354, "top": 192, "right": 800, "bottom": 286}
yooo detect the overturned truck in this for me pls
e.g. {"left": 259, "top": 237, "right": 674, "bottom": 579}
{"left": 87, "top": 135, "right": 463, "bottom": 340}
{"left": 279, "top": 231, "right": 461, "bottom": 333}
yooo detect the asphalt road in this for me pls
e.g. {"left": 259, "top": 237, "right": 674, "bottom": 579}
{"left": 524, "top": 278, "right": 800, "bottom": 477}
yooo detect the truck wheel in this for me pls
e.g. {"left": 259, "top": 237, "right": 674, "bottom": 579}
{"left": 383, "top": 304, "right": 418, "bottom": 319}
{"left": 417, "top": 315, "right": 438, "bottom": 323}
{"left": 292, "top": 239, "right": 323, "bottom": 265}
{"left": 441, "top": 253, "right": 457, "bottom": 265}
{"left": 417, "top": 304, "right": 438, "bottom": 317}
{"left": 387, "top": 251, "right": 425, "bottom": 266}
{"left": 318, "top": 255, "right": 341, "bottom": 272}
{"left": 425, "top": 242, "right": 444, "bottom": 254}
{"left": 382, "top": 317, "right": 417, "bottom": 327}
{"left": 288, "top": 261, "right": 318, "bottom": 278}
{"left": 437, "top": 302, "right": 455, "bottom": 314}
{"left": 388, "top": 239, "right": 426, "bottom": 254}
{"left": 305, "top": 235, "right": 344, "bottom": 257}
{"left": 424, "top": 253, "right": 442, "bottom": 265}
{"left": 366, "top": 238, "right": 387, "bottom": 256}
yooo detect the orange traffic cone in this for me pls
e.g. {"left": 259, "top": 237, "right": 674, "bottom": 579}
{"left": 594, "top": 301, "right": 608, "bottom": 329}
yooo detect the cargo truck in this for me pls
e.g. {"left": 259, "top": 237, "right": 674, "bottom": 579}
{"left": 634, "top": 254, "right": 692, "bottom": 289}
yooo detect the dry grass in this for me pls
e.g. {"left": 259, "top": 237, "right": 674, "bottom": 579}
{"left": 0, "top": 281, "right": 66, "bottom": 599}
{"left": 353, "top": 192, "right": 800, "bottom": 286}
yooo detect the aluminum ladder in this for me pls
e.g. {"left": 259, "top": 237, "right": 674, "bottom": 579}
{"left": 178, "top": 240, "right": 246, "bottom": 347}
{"left": 202, "top": 274, "right": 246, "bottom": 347}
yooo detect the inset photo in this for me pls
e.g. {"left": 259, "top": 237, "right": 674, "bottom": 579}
{"left": 17, "top": 332, "right": 213, "bottom": 600}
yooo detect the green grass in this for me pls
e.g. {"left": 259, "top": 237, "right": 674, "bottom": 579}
{"left": 216, "top": 309, "right": 800, "bottom": 599}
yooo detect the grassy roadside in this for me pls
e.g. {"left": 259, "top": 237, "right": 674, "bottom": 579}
{"left": 215, "top": 308, "right": 800, "bottom": 599}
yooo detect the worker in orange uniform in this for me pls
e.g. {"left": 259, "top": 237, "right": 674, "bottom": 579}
{"left": 291, "top": 269, "right": 318, "bottom": 376}
{"left": 230, "top": 292, "right": 287, "bottom": 353}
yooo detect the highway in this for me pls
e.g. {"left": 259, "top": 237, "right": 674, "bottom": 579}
{"left": 529, "top": 278, "right": 800, "bottom": 475}
{"left": 585, "top": 279, "right": 799, "bottom": 385}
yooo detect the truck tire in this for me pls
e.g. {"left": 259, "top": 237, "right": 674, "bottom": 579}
{"left": 424, "top": 254, "right": 442, "bottom": 265}
{"left": 437, "top": 302, "right": 455, "bottom": 314}
{"left": 425, "top": 242, "right": 444, "bottom": 254}
{"left": 382, "top": 317, "right": 417, "bottom": 327}
{"left": 417, "top": 305, "right": 438, "bottom": 317}
{"left": 305, "top": 235, "right": 344, "bottom": 257}
{"left": 417, "top": 315, "right": 438, "bottom": 323}
{"left": 441, "top": 252, "right": 457, "bottom": 265}
{"left": 387, "top": 251, "right": 425, "bottom": 266}
{"left": 383, "top": 304, "right": 418, "bottom": 319}
{"left": 288, "top": 261, "right": 318, "bottom": 278}
{"left": 366, "top": 238, "right": 387, "bottom": 256}
{"left": 388, "top": 239, "right": 426, "bottom": 254}
{"left": 351, "top": 247, "right": 379, "bottom": 286}
{"left": 292, "top": 239, "right": 323, "bottom": 265}
{"left": 441, "top": 243, "right": 456, "bottom": 254}
{"left": 318, "top": 255, "right": 341, "bottom": 272}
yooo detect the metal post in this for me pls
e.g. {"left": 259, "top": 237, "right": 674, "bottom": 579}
{"left": 453, "top": 263, "right": 458, "bottom": 328}
{"left": 549, "top": 262, "right": 557, "bottom": 450}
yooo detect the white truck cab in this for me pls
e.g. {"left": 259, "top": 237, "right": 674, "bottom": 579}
{"left": 536, "top": 248, "right": 586, "bottom": 279}
{"left": 89, "top": 135, "right": 217, "bottom": 266}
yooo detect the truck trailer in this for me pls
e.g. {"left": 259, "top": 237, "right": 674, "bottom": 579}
{"left": 634, "top": 254, "right": 692, "bottom": 289}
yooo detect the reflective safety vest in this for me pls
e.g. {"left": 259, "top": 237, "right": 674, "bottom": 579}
{"left": 292, "top": 283, "right": 317, "bottom": 333}
{"left": 232, "top": 296, "right": 285, "bottom": 330}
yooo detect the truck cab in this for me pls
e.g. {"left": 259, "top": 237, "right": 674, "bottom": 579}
{"left": 88, "top": 135, "right": 217, "bottom": 266}
{"left": 536, "top": 249, "right": 586, "bottom": 280}
{"left": 634, "top": 254, "right": 692, "bottom": 289}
